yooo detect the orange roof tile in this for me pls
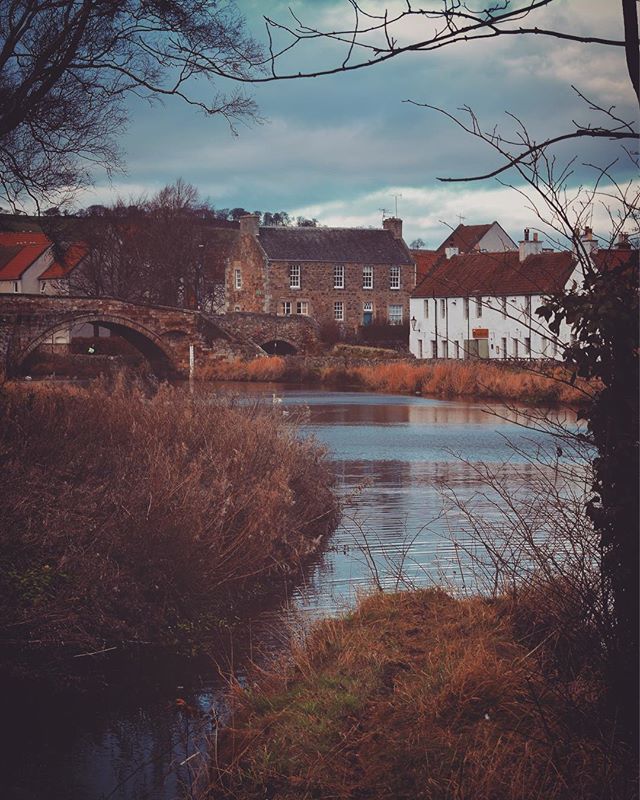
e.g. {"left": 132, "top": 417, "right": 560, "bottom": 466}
{"left": 39, "top": 242, "right": 88, "bottom": 279}
{"left": 0, "top": 237, "right": 51, "bottom": 280}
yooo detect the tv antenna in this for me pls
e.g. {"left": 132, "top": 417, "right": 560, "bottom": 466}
{"left": 391, "top": 193, "right": 402, "bottom": 217}
{"left": 457, "top": 213, "right": 466, "bottom": 225}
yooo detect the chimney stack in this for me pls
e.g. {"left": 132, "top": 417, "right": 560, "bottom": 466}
{"left": 519, "top": 227, "right": 543, "bottom": 261}
{"left": 239, "top": 214, "right": 260, "bottom": 237}
{"left": 444, "top": 246, "right": 459, "bottom": 260}
{"left": 577, "top": 226, "right": 598, "bottom": 255}
{"left": 383, "top": 216, "right": 403, "bottom": 240}
{"left": 616, "top": 231, "right": 631, "bottom": 249}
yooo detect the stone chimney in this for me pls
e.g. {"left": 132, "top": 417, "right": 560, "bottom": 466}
{"left": 616, "top": 231, "right": 631, "bottom": 249}
{"left": 383, "top": 217, "right": 403, "bottom": 240}
{"left": 444, "top": 246, "right": 459, "bottom": 260}
{"left": 518, "top": 228, "right": 543, "bottom": 262}
{"left": 239, "top": 214, "right": 260, "bottom": 237}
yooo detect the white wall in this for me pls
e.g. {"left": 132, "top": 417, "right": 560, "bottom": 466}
{"left": 477, "top": 223, "right": 517, "bottom": 252}
{"left": 409, "top": 292, "right": 571, "bottom": 360}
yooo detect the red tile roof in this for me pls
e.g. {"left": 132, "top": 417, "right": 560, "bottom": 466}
{"left": 411, "top": 249, "right": 439, "bottom": 278}
{"left": 39, "top": 242, "right": 88, "bottom": 279}
{"left": 436, "top": 223, "right": 494, "bottom": 254}
{"left": 412, "top": 250, "right": 575, "bottom": 298}
{"left": 0, "top": 232, "right": 51, "bottom": 280}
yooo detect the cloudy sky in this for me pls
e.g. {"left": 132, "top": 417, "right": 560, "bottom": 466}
{"left": 77, "top": 0, "right": 637, "bottom": 247}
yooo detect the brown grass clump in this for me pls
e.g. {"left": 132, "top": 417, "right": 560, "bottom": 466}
{"left": 0, "top": 380, "right": 338, "bottom": 676}
{"left": 208, "top": 588, "right": 635, "bottom": 800}
{"left": 196, "top": 356, "right": 589, "bottom": 406}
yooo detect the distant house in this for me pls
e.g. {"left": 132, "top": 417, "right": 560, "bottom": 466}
{"left": 226, "top": 216, "right": 416, "bottom": 333}
{"left": 38, "top": 242, "right": 89, "bottom": 295}
{"left": 0, "top": 232, "right": 52, "bottom": 294}
{"left": 409, "top": 228, "right": 636, "bottom": 361}
{"left": 411, "top": 221, "right": 517, "bottom": 281}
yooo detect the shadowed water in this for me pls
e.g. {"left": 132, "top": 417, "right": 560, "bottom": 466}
{"left": 4, "top": 386, "right": 573, "bottom": 800}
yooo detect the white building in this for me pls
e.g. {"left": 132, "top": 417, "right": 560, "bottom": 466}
{"left": 0, "top": 232, "right": 52, "bottom": 294}
{"left": 409, "top": 228, "right": 632, "bottom": 361}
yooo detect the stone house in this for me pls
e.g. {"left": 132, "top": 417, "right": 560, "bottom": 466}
{"left": 225, "top": 216, "right": 416, "bottom": 334}
{"left": 409, "top": 228, "right": 635, "bottom": 361}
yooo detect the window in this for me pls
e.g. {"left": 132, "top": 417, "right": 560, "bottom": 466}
{"left": 40, "top": 281, "right": 46, "bottom": 293}
{"left": 475, "top": 297, "right": 483, "bottom": 318}
{"left": 388, "top": 304, "right": 403, "bottom": 325}
{"left": 440, "top": 298, "right": 446, "bottom": 318}
{"left": 234, "top": 269, "right": 242, "bottom": 289}
{"left": 525, "top": 336, "right": 531, "bottom": 356}
{"left": 513, "top": 338, "right": 519, "bottom": 358}
{"left": 525, "top": 296, "right": 532, "bottom": 317}
{"left": 423, "top": 299, "right": 429, "bottom": 319}
{"left": 502, "top": 337, "right": 507, "bottom": 359}
{"left": 362, "top": 265, "right": 373, "bottom": 289}
{"left": 501, "top": 297, "right": 507, "bottom": 319}
{"left": 334, "top": 301, "right": 344, "bottom": 321}
{"left": 417, "top": 340, "right": 423, "bottom": 358}
{"left": 333, "top": 264, "right": 344, "bottom": 289}
{"left": 442, "top": 340, "right": 449, "bottom": 358}
{"left": 390, "top": 265, "right": 400, "bottom": 289}
{"left": 431, "top": 340, "right": 437, "bottom": 358}
{"left": 281, "top": 301, "right": 292, "bottom": 315}
{"left": 455, "top": 341, "right": 460, "bottom": 359}
{"left": 13, "top": 281, "right": 19, "bottom": 293}
{"left": 464, "top": 297, "right": 469, "bottom": 319}
{"left": 296, "top": 301, "right": 309, "bottom": 315}
{"left": 289, "top": 264, "right": 301, "bottom": 289}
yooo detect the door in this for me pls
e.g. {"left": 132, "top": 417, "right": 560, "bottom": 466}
{"left": 362, "top": 302, "right": 373, "bottom": 326}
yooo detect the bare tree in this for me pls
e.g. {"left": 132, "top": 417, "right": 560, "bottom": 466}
{"left": 0, "top": 0, "right": 262, "bottom": 211}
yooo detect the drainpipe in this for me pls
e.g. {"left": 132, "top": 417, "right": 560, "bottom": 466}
{"left": 445, "top": 297, "right": 449, "bottom": 359}
{"left": 189, "top": 343, "right": 195, "bottom": 386}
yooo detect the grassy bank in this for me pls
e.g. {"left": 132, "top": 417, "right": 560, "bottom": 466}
{"left": 208, "top": 587, "right": 635, "bottom": 799}
{"left": 198, "top": 355, "right": 589, "bottom": 406}
{"left": 0, "top": 381, "right": 338, "bottom": 685}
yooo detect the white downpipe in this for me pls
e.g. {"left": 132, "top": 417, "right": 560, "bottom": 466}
{"left": 189, "top": 344, "right": 195, "bottom": 383}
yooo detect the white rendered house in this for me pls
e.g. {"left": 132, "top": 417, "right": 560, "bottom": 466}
{"left": 409, "top": 228, "right": 620, "bottom": 361}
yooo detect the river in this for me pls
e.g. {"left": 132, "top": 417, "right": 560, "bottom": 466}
{"left": 3, "top": 386, "right": 572, "bottom": 800}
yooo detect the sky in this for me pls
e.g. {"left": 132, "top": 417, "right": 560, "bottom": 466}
{"left": 74, "top": 0, "right": 638, "bottom": 248}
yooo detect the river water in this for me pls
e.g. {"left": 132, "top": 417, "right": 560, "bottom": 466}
{"left": 4, "top": 387, "right": 571, "bottom": 800}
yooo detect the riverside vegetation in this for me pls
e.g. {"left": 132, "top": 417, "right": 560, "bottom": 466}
{"left": 0, "top": 380, "right": 338, "bottom": 687}
{"left": 198, "top": 354, "right": 589, "bottom": 406}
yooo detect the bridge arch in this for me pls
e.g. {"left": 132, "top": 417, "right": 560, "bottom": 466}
{"left": 259, "top": 339, "right": 298, "bottom": 356}
{"left": 16, "top": 313, "right": 181, "bottom": 378}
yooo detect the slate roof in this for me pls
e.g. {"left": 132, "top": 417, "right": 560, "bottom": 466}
{"left": 412, "top": 250, "right": 575, "bottom": 298}
{"left": 0, "top": 232, "right": 51, "bottom": 280}
{"left": 257, "top": 227, "right": 413, "bottom": 265}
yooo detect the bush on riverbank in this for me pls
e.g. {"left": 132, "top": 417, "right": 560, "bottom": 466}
{"left": 208, "top": 587, "right": 635, "bottom": 799}
{"left": 198, "top": 355, "right": 589, "bottom": 405}
{"left": 0, "top": 381, "right": 338, "bottom": 681}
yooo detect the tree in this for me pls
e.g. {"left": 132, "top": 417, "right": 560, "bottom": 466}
{"left": 0, "top": 0, "right": 262, "bottom": 211}
{"left": 410, "top": 238, "right": 426, "bottom": 249}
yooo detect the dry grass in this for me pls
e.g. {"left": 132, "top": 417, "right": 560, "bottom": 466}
{"left": 208, "top": 588, "right": 635, "bottom": 800}
{"left": 0, "top": 379, "right": 338, "bottom": 676}
{"left": 197, "top": 356, "right": 588, "bottom": 406}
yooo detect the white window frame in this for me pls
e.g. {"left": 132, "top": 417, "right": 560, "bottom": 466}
{"left": 334, "top": 301, "right": 344, "bottom": 321}
{"left": 281, "top": 301, "right": 292, "bottom": 316}
{"left": 296, "top": 300, "right": 309, "bottom": 315}
{"left": 234, "top": 268, "right": 242, "bottom": 290}
{"left": 476, "top": 296, "right": 483, "bottom": 318}
{"left": 389, "top": 265, "right": 400, "bottom": 290}
{"left": 362, "top": 265, "right": 373, "bottom": 290}
{"left": 13, "top": 281, "right": 19, "bottom": 293}
{"left": 388, "top": 304, "right": 403, "bottom": 325}
{"left": 423, "top": 299, "right": 429, "bottom": 319}
{"left": 333, "top": 264, "right": 344, "bottom": 289}
{"left": 289, "top": 264, "right": 301, "bottom": 289}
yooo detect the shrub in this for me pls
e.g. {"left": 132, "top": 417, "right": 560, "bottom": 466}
{"left": 0, "top": 380, "right": 338, "bottom": 675}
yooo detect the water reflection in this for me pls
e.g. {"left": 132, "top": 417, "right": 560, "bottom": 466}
{"left": 5, "top": 386, "right": 575, "bottom": 800}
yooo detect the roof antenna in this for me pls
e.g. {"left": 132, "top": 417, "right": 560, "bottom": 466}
{"left": 391, "top": 193, "right": 402, "bottom": 217}
{"left": 379, "top": 208, "right": 390, "bottom": 222}
{"left": 457, "top": 213, "right": 466, "bottom": 225}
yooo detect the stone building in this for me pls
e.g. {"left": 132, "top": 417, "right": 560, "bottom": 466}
{"left": 225, "top": 216, "right": 416, "bottom": 334}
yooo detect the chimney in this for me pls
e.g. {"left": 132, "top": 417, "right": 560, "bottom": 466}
{"left": 383, "top": 216, "right": 403, "bottom": 240}
{"left": 577, "top": 225, "right": 598, "bottom": 255}
{"left": 616, "top": 231, "right": 631, "bottom": 249}
{"left": 444, "top": 246, "right": 459, "bottom": 260}
{"left": 519, "top": 228, "right": 543, "bottom": 261}
{"left": 239, "top": 214, "right": 260, "bottom": 237}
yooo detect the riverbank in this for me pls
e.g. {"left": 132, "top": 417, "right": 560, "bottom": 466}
{"left": 197, "top": 354, "right": 589, "bottom": 406}
{"left": 208, "top": 587, "right": 636, "bottom": 799}
{"left": 0, "top": 380, "right": 339, "bottom": 689}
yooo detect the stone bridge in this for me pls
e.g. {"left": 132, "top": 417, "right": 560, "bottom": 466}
{"left": 0, "top": 295, "right": 319, "bottom": 380}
